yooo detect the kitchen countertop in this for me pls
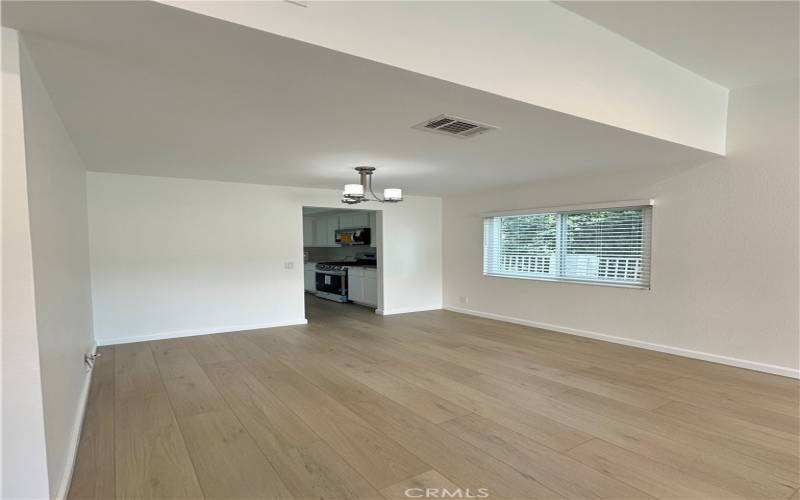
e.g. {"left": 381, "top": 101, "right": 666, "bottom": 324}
{"left": 308, "top": 261, "right": 377, "bottom": 268}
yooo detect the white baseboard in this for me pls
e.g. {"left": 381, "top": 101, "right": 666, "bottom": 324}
{"left": 444, "top": 306, "right": 799, "bottom": 379}
{"left": 54, "top": 344, "right": 96, "bottom": 500}
{"left": 96, "top": 319, "right": 308, "bottom": 346}
{"left": 376, "top": 305, "right": 442, "bottom": 316}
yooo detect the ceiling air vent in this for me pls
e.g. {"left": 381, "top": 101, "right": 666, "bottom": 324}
{"left": 412, "top": 114, "right": 498, "bottom": 139}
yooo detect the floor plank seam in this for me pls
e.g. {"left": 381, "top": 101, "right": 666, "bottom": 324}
{"left": 199, "top": 356, "right": 315, "bottom": 499}
{"left": 226, "top": 341, "right": 409, "bottom": 497}
{"left": 149, "top": 344, "right": 209, "bottom": 500}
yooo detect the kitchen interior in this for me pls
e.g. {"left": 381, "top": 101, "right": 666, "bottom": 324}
{"left": 303, "top": 206, "right": 379, "bottom": 313}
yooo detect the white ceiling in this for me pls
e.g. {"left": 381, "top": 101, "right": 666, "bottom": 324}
{"left": 558, "top": 1, "right": 799, "bottom": 89}
{"left": 158, "top": 0, "right": 729, "bottom": 154}
{"left": 3, "top": 1, "right": 719, "bottom": 196}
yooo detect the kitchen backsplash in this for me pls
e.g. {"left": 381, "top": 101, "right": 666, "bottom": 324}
{"left": 304, "top": 246, "right": 376, "bottom": 262}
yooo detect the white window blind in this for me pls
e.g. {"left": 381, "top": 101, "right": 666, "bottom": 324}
{"left": 483, "top": 203, "right": 652, "bottom": 288}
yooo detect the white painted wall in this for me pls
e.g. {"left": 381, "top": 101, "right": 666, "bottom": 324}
{"left": 1, "top": 27, "right": 51, "bottom": 500}
{"left": 87, "top": 173, "right": 442, "bottom": 345}
{"left": 443, "top": 79, "right": 799, "bottom": 376}
{"left": 18, "top": 33, "right": 96, "bottom": 497}
{"left": 163, "top": 0, "right": 728, "bottom": 153}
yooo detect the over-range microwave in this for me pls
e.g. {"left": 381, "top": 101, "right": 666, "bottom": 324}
{"left": 335, "top": 227, "right": 371, "bottom": 246}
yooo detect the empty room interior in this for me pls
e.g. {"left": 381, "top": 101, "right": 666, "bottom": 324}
{"left": 2, "top": 1, "right": 799, "bottom": 499}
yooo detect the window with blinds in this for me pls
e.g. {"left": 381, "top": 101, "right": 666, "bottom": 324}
{"left": 483, "top": 204, "right": 652, "bottom": 288}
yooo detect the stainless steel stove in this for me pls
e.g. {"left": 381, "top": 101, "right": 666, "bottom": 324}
{"left": 314, "top": 263, "right": 349, "bottom": 302}
{"left": 314, "top": 256, "right": 376, "bottom": 303}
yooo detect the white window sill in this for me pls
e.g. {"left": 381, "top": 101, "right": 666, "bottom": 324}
{"left": 483, "top": 272, "right": 650, "bottom": 290}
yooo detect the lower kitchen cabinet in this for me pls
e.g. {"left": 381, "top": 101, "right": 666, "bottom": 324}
{"left": 363, "top": 275, "right": 377, "bottom": 306}
{"left": 347, "top": 267, "right": 377, "bottom": 307}
{"left": 304, "top": 264, "right": 317, "bottom": 292}
{"left": 348, "top": 275, "right": 365, "bottom": 303}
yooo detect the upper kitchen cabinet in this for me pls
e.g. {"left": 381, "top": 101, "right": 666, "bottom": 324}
{"left": 303, "top": 212, "right": 340, "bottom": 247}
{"left": 369, "top": 212, "right": 377, "bottom": 233}
{"left": 303, "top": 217, "right": 313, "bottom": 244}
{"left": 307, "top": 217, "right": 319, "bottom": 246}
{"left": 324, "top": 215, "right": 340, "bottom": 246}
{"left": 303, "top": 216, "right": 320, "bottom": 247}
{"left": 302, "top": 209, "right": 374, "bottom": 248}
{"left": 339, "top": 211, "right": 369, "bottom": 229}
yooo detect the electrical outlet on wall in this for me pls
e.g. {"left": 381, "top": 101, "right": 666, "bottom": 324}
{"left": 459, "top": 296, "right": 469, "bottom": 304}
{"left": 285, "top": 261, "right": 294, "bottom": 270}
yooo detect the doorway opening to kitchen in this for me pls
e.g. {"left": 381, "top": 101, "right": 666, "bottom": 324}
{"left": 302, "top": 206, "right": 382, "bottom": 322}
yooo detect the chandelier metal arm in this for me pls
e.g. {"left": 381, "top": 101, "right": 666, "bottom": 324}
{"left": 367, "top": 175, "right": 385, "bottom": 203}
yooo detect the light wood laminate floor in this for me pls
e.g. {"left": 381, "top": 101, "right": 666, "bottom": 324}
{"left": 69, "top": 295, "right": 800, "bottom": 500}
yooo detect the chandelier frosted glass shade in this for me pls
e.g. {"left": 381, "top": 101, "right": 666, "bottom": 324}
{"left": 383, "top": 188, "right": 402, "bottom": 202}
{"left": 343, "top": 184, "right": 364, "bottom": 198}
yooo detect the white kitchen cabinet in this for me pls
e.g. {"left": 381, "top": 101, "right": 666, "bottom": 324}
{"left": 304, "top": 270, "right": 316, "bottom": 291}
{"left": 368, "top": 211, "right": 377, "bottom": 232}
{"left": 308, "top": 216, "right": 327, "bottom": 247}
{"left": 363, "top": 277, "right": 378, "bottom": 307}
{"left": 303, "top": 217, "right": 313, "bottom": 246}
{"left": 340, "top": 211, "right": 369, "bottom": 229}
{"left": 311, "top": 218, "right": 322, "bottom": 246}
{"left": 304, "top": 263, "right": 317, "bottom": 292}
{"left": 311, "top": 217, "right": 335, "bottom": 247}
{"left": 305, "top": 214, "right": 340, "bottom": 247}
{"left": 338, "top": 212, "right": 354, "bottom": 229}
{"left": 305, "top": 211, "right": 372, "bottom": 248}
{"left": 347, "top": 266, "right": 377, "bottom": 307}
{"left": 325, "top": 215, "right": 340, "bottom": 246}
{"left": 347, "top": 267, "right": 364, "bottom": 303}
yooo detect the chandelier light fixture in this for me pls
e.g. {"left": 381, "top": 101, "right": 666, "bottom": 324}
{"left": 341, "top": 166, "right": 403, "bottom": 204}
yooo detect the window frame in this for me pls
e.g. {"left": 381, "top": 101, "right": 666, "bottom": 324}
{"left": 482, "top": 200, "right": 653, "bottom": 290}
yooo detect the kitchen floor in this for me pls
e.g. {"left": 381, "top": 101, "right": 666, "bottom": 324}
{"left": 305, "top": 289, "right": 375, "bottom": 315}
{"left": 70, "top": 294, "right": 799, "bottom": 499}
